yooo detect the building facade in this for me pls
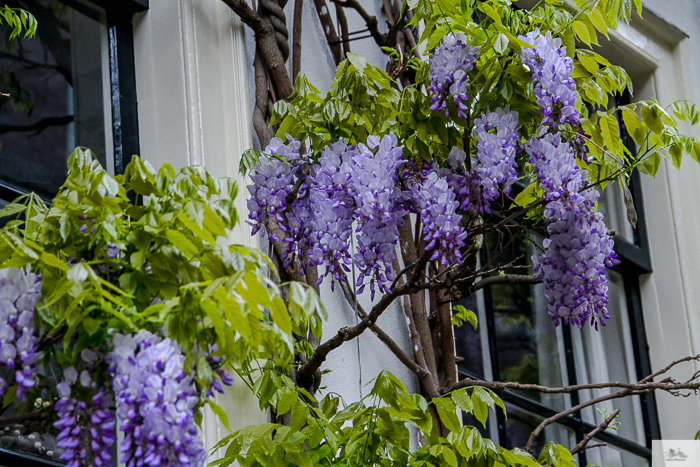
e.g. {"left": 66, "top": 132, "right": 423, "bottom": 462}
{"left": 1, "top": 0, "right": 700, "bottom": 466}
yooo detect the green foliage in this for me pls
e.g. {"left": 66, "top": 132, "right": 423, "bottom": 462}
{"left": 0, "top": 148, "right": 319, "bottom": 374}
{"left": 452, "top": 304, "right": 478, "bottom": 329}
{"left": 0, "top": 5, "right": 37, "bottom": 39}
{"left": 213, "top": 369, "right": 548, "bottom": 467}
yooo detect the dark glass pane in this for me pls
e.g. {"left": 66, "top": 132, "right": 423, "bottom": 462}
{"left": 588, "top": 438, "right": 649, "bottom": 467}
{"left": 572, "top": 271, "right": 646, "bottom": 445}
{"left": 503, "top": 402, "right": 574, "bottom": 453}
{"left": 454, "top": 294, "right": 484, "bottom": 378}
{"left": 483, "top": 233, "right": 568, "bottom": 411}
{"left": 0, "top": 0, "right": 110, "bottom": 200}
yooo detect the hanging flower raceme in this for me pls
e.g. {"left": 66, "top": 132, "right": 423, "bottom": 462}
{"left": 54, "top": 351, "right": 117, "bottom": 467}
{"left": 526, "top": 132, "right": 618, "bottom": 329}
{"left": 351, "top": 135, "right": 406, "bottom": 298}
{"left": 306, "top": 141, "right": 357, "bottom": 289}
{"left": 518, "top": 30, "right": 580, "bottom": 128}
{"left": 108, "top": 331, "right": 206, "bottom": 467}
{"left": 439, "top": 148, "right": 471, "bottom": 211}
{"left": 472, "top": 108, "right": 521, "bottom": 213}
{"left": 246, "top": 137, "right": 303, "bottom": 241}
{"left": 428, "top": 33, "right": 480, "bottom": 119}
{"left": 0, "top": 267, "right": 41, "bottom": 401}
{"left": 412, "top": 171, "right": 468, "bottom": 266}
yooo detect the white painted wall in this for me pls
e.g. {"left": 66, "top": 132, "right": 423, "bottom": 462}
{"left": 129, "top": 0, "right": 700, "bottom": 457}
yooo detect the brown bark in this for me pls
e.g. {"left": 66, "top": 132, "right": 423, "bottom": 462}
{"left": 311, "top": 0, "right": 342, "bottom": 64}
{"left": 398, "top": 222, "right": 438, "bottom": 380}
{"left": 292, "top": 0, "right": 303, "bottom": 78}
{"left": 437, "top": 265, "right": 457, "bottom": 388}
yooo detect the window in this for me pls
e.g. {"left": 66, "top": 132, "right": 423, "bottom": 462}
{"left": 454, "top": 92, "right": 659, "bottom": 466}
{"left": 0, "top": 0, "right": 146, "bottom": 464}
{"left": 0, "top": 0, "right": 145, "bottom": 202}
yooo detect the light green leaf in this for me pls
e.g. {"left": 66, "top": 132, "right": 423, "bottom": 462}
{"left": 493, "top": 33, "right": 509, "bottom": 54}
{"left": 166, "top": 230, "right": 200, "bottom": 258}
{"left": 208, "top": 400, "right": 232, "bottom": 432}
{"left": 346, "top": 53, "right": 367, "bottom": 74}
{"left": 433, "top": 397, "right": 461, "bottom": 433}
{"left": 622, "top": 109, "right": 645, "bottom": 146}
{"left": 67, "top": 263, "right": 89, "bottom": 283}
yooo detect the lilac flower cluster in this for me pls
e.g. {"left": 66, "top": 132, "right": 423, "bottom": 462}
{"left": 411, "top": 171, "right": 467, "bottom": 266}
{"left": 108, "top": 331, "right": 206, "bottom": 467}
{"left": 203, "top": 345, "right": 235, "bottom": 398}
{"left": 519, "top": 30, "right": 580, "bottom": 127}
{"left": 428, "top": 33, "right": 480, "bottom": 119}
{"left": 440, "top": 148, "right": 471, "bottom": 211}
{"left": 0, "top": 267, "right": 41, "bottom": 401}
{"left": 526, "top": 133, "right": 618, "bottom": 329}
{"left": 472, "top": 108, "right": 520, "bottom": 213}
{"left": 304, "top": 141, "right": 356, "bottom": 289}
{"left": 247, "top": 137, "right": 302, "bottom": 241}
{"left": 350, "top": 135, "right": 406, "bottom": 298}
{"left": 55, "top": 357, "right": 116, "bottom": 467}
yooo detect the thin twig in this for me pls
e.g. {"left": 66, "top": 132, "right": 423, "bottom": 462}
{"left": 570, "top": 409, "right": 620, "bottom": 455}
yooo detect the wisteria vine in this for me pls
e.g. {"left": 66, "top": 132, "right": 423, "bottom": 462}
{"left": 247, "top": 30, "right": 619, "bottom": 332}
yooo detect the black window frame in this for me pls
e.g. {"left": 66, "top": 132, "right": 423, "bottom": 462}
{"left": 458, "top": 91, "right": 660, "bottom": 466}
{"left": 0, "top": 0, "right": 147, "bottom": 204}
{"left": 0, "top": 0, "right": 147, "bottom": 464}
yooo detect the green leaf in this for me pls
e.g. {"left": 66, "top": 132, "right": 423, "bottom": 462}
{"left": 513, "top": 183, "right": 540, "bottom": 207}
{"left": 600, "top": 114, "right": 623, "bottom": 158}
{"left": 573, "top": 21, "right": 591, "bottom": 45}
{"left": 239, "top": 149, "right": 259, "bottom": 176}
{"left": 166, "top": 230, "right": 200, "bottom": 259}
{"left": 451, "top": 389, "right": 474, "bottom": 413}
{"left": 622, "top": 109, "right": 645, "bottom": 146}
{"left": 269, "top": 296, "right": 292, "bottom": 335}
{"left": 641, "top": 104, "right": 664, "bottom": 134}
{"left": 2, "top": 386, "right": 16, "bottom": 409}
{"left": 83, "top": 317, "right": 101, "bottom": 336}
{"left": 493, "top": 33, "right": 509, "bottom": 54}
{"left": 452, "top": 305, "right": 478, "bottom": 329}
{"left": 638, "top": 153, "right": 661, "bottom": 177}
{"left": 346, "top": 53, "right": 367, "bottom": 74}
{"left": 208, "top": 400, "right": 232, "bottom": 432}
{"left": 433, "top": 397, "right": 461, "bottom": 433}
{"left": 67, "top": 263, "right": 89, "bottom": 283}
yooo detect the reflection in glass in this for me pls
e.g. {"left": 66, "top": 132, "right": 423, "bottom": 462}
{"left": 503, "top": 402, "right": 575, "bottom": 452}
{"left": 597, "top": 183, "right": 635, "bottom": 244}
{"left": 482, "top": 233, "right": 568, "bottom": 412}
{"left": 0, "top": 0, "right": 112, "bottom": 200}
{"left": 587, "top": 438, "right": 650, "bottom": 467}
{"left": 572, "top": 271, "right": 646, "bottom": 445}
{"left": 454, "top": 294, "right": 484, "bottom": 379}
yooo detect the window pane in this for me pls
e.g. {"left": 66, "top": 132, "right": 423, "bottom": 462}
{"left": 571, "top": 271, "right": 646, "bottom": 445}
{"left": 0, "top": 0, "right": 112, "bottom": 200}
{"left": 454, "top": 293, "right": 485, "bottom": 379}
{"left": 503, "top": 402, "right": 575, "bottom": 453}
{"left": 484, "top": 233, "right": 568, "bottom": 412}
{"left": 586, "top": 439, "right": 649, "bottom": 467}
{"left": 598, "top": 184, "right": 635, "bottom": 244}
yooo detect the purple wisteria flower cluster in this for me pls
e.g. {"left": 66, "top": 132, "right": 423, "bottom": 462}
{"left": 519, "top": 30, "right": 580, "bottom": 127}
{"left": 411, "top": 171, "right": 467, "bottom": 266}
{"left": 526, "top": 133, "right": 619, "bottom": 329}
{"left": 0, "top": 267, "right": 41, "bottom": 401}
{"left": 55, "top": 352, "right": 116, "bottom": 467}
{"left": 108, "top": 331, "right": 206, "bottom": 467}
{"left": 350, "top": 135, "right": 406, "bottom": 298}
{"left": 428, "top": 33, "right": 480, "bottom": 119}
{"left": 306, "top": 141, "right": 356, "bottom": 290}
{"left": 247, "top": 137, "right": 303, "bottom": 242}
{"left": 472, "top": 108, "right": 521, "bottom": 213}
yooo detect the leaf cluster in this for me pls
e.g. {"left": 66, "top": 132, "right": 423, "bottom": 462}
{"left": 213, "top": 368, "right": 574, "bottom": 467}
{"left": 0, "top": 5, "right": 36, "bottom": 40}
{"left": 0, "top": 149, "right": 321, "bottom": 395}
